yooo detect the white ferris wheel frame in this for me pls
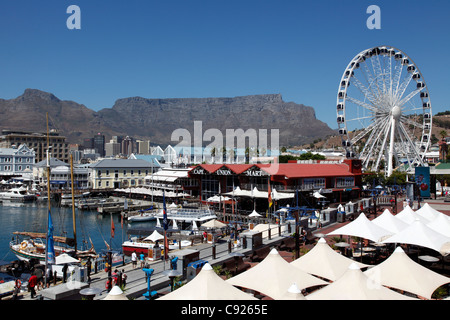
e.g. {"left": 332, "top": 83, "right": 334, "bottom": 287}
{"left": 336, "top": 45, "right": 432, "bottom": 176}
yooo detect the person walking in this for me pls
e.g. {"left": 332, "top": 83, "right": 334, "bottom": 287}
{"left": 131, "top": 251, "right": 137, "bottom": 268}
{"left": 140, "top": 252, "right": 145, "bottom": 268}
{"left": 121, "top": 269, "right": 127, "bottom": 288}
{"left": 28, "top": 273, "right": 38, "bottom": 299}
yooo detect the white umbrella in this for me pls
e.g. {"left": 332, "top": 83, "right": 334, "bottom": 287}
{"left": 201, "top": 219, "right": 227, "bottom": 229}
{"left": 415, "top": 203, "right": 444, "bottom": 222}
{"left": 158, "top": 263, "right": 257, "bottom": 300}
{"left": 313, "top": 191, "right": 325, "bottom": 199}
{"left": 144, "top": 230, "right": 164, "bottom": 242}
{"left": 327, "top": 213, "right": 393, "bottom": 243}
{"left": 372, "top": 209, "right": 409, "bottom": 234}
{"left": 227, "top": 249, "right": 327, "bottom": 300}
{"left": 306, "top": 263, "right": 416, "bottom": 300}
{"left": 364, "top": 247, "right": 450, "bottom": 299}
{"left": 249, "top": 210, "right": 262, "bottom": 218}
{"left": 382, "top": 219, "right": 450, "bottom": 256}
{"left": 291, "top": 238, "right": 368, "bottom": 281}
{"left": 55, "top": 253, "right": 79, "bottom": 265}
{"left": 103, "top": 285, "right": 128, "bottom": 300}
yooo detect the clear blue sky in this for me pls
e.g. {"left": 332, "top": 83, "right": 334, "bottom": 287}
{"left": 0, "top": 0, "right": 448, "bottom": 129}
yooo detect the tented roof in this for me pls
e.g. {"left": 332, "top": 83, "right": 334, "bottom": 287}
{"left": 415, "top": 203, "right": 444, "bottom": 222}
{"left": 143, "top": 230, "right": 164, "bottom": 242}
{"left": 382, "top": 219, "right": 450, "bottom": 256}
{"left": 364, "top": 247, "right": 450, "bottom": 299}
{"left": 327, "top": 213, "right": 393, "bottom": 243}
{"left": 372, "top": 209, "right": 409, "bottom": 234}
{"left": 427, "top": 213, "right": 450, "bottom": 237}
{"left": 200, "top": 219, "right": 227, "bottom": 229}
{"left": 158, "top": 263, "right": 257, "bottom": 300}
{"left": 396, "top": 205, "right": 430, "bottom": 224}
{"left": 227, "top": 249, "right": 327, "bottom": 300}
{"left": 306, "top": 263, "right": 416, "bottom": 300}
{"left": 290, "top": 238, "right": 368, "bottom": 281}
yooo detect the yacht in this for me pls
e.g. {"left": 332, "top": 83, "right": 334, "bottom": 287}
{"left": 0, "top": 187, "right": 36, "bottom": 202}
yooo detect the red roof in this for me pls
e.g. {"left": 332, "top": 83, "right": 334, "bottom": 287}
{"left": 191, "top": 162, "right": 354, "bottom": 178}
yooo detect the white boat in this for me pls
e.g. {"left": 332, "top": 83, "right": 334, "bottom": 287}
{"left": 127, "top": 206, "right": 158, "bottom": 223}
{"left": 154, "top": 207, "right": 217, "bottom": 224}
{"left": 0, "top": 187, "right": 36, "bottom": 202}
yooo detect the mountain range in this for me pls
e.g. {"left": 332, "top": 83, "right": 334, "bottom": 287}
{"left": 0, "top": 89, "right": 336, "bottom": 147}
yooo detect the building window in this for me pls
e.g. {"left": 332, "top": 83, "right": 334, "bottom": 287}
{"left": 123, "top": 170, "right": 127, "bottom": 176}
{"left": 98, "top": 181, "right": 102, "bottom": 187}
{"left": 301, "top": 178, "right": 325, "bottom": 190}
{"left": 336, "top": 177, "right": 354, "bottom": 188}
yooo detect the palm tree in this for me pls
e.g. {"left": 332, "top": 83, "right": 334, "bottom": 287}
{"left": 210, "top": 147, "right": 216, "bottom": 164}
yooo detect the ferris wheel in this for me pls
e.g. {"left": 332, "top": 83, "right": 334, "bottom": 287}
{"left": 336, "top": 45, "right": 432, "bottom": 176}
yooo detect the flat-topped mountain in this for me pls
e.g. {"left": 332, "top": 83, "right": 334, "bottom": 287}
{"left": 0, "top": 89, "right": 336, "bottom": 147}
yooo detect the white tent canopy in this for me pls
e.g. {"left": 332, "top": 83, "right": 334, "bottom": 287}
{"left": 227, "top": 249, "right": 327, "bottom": 300}
{"left": 103, "top": 285, "right": 128, "bottom": 300}
{"left": 279, "top": 283, "right": 307, "bottom": 300}
{"left": 55, "top": 253, "right": 79, "bottom": 265}
{"left": 158, "top": 263, "right": 257, "bottom": 300}
{"left": 306, "top": 263, "right": 416, "bottom": 300}
{"left": 415, "top": 203, "right": 445, "bottom": 222}
{"left": 327, "top": 213, "right": 393, "bottom": 243}
{"left": 144, "top": 230, "right": 164, "bottom": 242}
{"left": 372, "top": 209, "right": 409, "bottom": 234}
{"left": 382, "top": 219, "right": 450, "bottom": 256}
{"left": 396, "top": 205, "right": 430, "bottom": 225}
{"left": 249, "top": 210, "right": 262, "bottom": 218}
{"left": 290, "top": 238, "right": 368, "bottom": 281}
{"left": 313, "top": 191, "right": 325, "bottom": 199}
{"left": 364, "top": 247, "right": 450, "bottom": 299}
{"left": 427, "top": 213, "right": 450, "bottom": 237}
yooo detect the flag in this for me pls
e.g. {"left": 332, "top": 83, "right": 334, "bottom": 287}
{"left": 268, "top": 181, "right": 273, "bottom": 208}
{"left": 162, "top": 190, "right": 168, "bottom": 231}
{"left": 111, "top": 214, "right": 115, "bottom": 238}
{"left": 47, "top": 210, "right": 55, "bottom": 264}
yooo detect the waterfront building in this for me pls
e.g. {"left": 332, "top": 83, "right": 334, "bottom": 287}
{"left": 144, "top": 167, "right": 197, "bottom": 197}
{"left": 0, "top": 129, "right": 69, "bottom": 163}
{"left": 89, "top": 158, "right": 160, "bottom": 189}
{"left": 33, "top": 157, "right": 89, "bottom": 190}
{"left": 188, "top": 159, "right": 363, "bottom": 208}
{"left": 93, "top": 133, "right": 106, "bottom": 157}
{"left": 0, "top": 144, "right": 35, "bottom": 180}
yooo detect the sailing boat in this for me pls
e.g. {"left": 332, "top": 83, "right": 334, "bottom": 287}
{"left": 9, "top": 115, "right": 97, "bottom": 264}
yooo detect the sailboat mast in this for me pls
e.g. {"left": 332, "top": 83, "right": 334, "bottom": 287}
{"left": 70, "top": 155, "right": 77, "bottom": 254}
{"left": 45, "top": 112, "right": 51, "bottom": 287}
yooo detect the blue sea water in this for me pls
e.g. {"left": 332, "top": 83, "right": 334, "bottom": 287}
{"left": 0, "top": 200, "right": 155, "bottom": 262}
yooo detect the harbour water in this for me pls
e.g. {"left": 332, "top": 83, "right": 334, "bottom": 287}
{"left": 0, "top": 200, "right": 156, "bottom": 263}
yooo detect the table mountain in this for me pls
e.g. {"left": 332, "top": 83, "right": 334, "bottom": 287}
{"left": 0, "top": 89, "right": 336, "bottom": 147}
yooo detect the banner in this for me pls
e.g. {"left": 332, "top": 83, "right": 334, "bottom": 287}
{"left": 415, "top": 166, "right": 430, "bottom": 198}
{"left": 47, "top": 210, "right": 56, "bottom": 264}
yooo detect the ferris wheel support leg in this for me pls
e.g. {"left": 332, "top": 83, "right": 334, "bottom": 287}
{"left": 387, "top": 116, "right": 396, "bottom": 177}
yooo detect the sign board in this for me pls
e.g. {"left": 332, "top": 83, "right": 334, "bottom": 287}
{"left": 415, "top": 166, "right": 430, "bottom": 198}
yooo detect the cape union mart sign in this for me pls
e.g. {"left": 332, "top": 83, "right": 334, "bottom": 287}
{"left": 243, "top": 167, "right": 269, "bottom": 177}
{"left": 191, "top": 166, "right": 233, "bottom": 176}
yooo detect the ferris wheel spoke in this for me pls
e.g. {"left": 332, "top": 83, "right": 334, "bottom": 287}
{"left": 398, "top": 122, "right": 425, "bottom": 164}
{"left": 395, "top": 74, "right": 414, "bottom": 104}
{"left": 346, "top": 96, "right": 378, "bottom": 114}
{"left": 397, "top": 88, "right": 423, "bottom": 108}
{"left": 350, "top": 76, "right": 379, "bottom": 106}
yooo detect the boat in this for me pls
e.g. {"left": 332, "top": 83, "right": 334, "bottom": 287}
{"left": 0, "top": 187, "right": 36, "bottom": 202}
{"left": 154, "top": 206, "right": 217, "bottom": 224}
{"left": 127, "top": 206, "right": 158, "bottom": 222}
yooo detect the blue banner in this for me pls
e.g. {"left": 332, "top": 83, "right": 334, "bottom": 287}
{"left": 47, "top": 210, "right": 56, "bottom": 264}
{"left": 162, "top": 190, "right": 168, "bottom": 231}
{"left": 415, "top": 166, "right": 430, "bottom": 198}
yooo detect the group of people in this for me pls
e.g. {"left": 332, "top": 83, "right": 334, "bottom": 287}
{"left": 26, "top": 266, "right": 55, "bottom": 299}
{"left": 130, "top": 250, "right": 148, "bottom": 269}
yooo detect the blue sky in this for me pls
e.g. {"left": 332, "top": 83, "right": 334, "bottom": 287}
{"left": 0, "top": 0, "right": 449, "bottom": 129}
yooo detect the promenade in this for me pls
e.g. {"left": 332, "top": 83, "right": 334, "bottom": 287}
{"left": 15, "top": 197, "right": 450, "bottom": 300}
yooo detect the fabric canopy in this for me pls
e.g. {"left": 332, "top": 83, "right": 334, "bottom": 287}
{"left": 290, "top": 238, "right": 368, "bottom": 281}
{"left": 158, "top": 263, "right": 257, "bottom": 300}
{"left": 201, "top": 219, "right": 227, "bottom": 229}
{"left": 249, "top": 210, "right": 262, "bottom": 218}
{"left": 427, "top": 213, "right": 450, "bottom": 237}
{"left": 372, "top": 209, "right": 409, "bottom": 234}
{"left": 144, "top": 230, "right": 164, "bottom": 242}
{"left": 382, "top": 219, "right": 450, "bottom": 256}
{"left": 306, "top": 263, "right": 416, "bottom": 300}
{"left": 396, "top": 205, "right": 430, "bottom": 224}
{"left": 415, "top": 203, "right": 445, "bottom": 222}
{"left": 364, "top": 247, "right": 450, "bottom": 299}
{"left": 279, "top": 283, "right": 306, "bottom": 300}
{"left": 327, "top": 213, "right": 393, "bottom": 243}
{"left": 103, "top": 285, "right": 128, "bottom": 300}
{"left": 55, "top": 253, "right": 79, "bottom": 265}
{"left": 227, "top": 249, "right": 327, "bottom": 300}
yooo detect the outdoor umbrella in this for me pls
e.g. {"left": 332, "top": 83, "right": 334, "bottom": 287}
{"left": 382, "top": 219, "right": 450, "bottom": 256}
{"left": 290, "top": 238, "right": 368, "bottom": 281}
{"left": 103, "top": 285, "right": 128, "bottom": 300}
{"left": 372, "top": 209, "right": 409, "bottom": 234}
{"left": 144, "top": 230, "right": 164, "bottom": 242}
{"left": 327, "top": 212, "right": 393, "bottom": 243}
{"left": 364, "top": 247, "right": 450, "bottom": 299}
{"left": 201, "top": 219, "right": 227, "bottom": 229}
{"left": 306, "top": 263, "right": 416, "bottom": 300}
{"left": 158, "top": 263, "right": 257, "bottom": 300}
{"left": 227, "top": 248, "right": 327, "bottom": 300}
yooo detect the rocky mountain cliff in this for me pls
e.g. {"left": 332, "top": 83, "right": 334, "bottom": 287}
{"left": 0, "top": 89, "right": 336, "bottom": 147}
